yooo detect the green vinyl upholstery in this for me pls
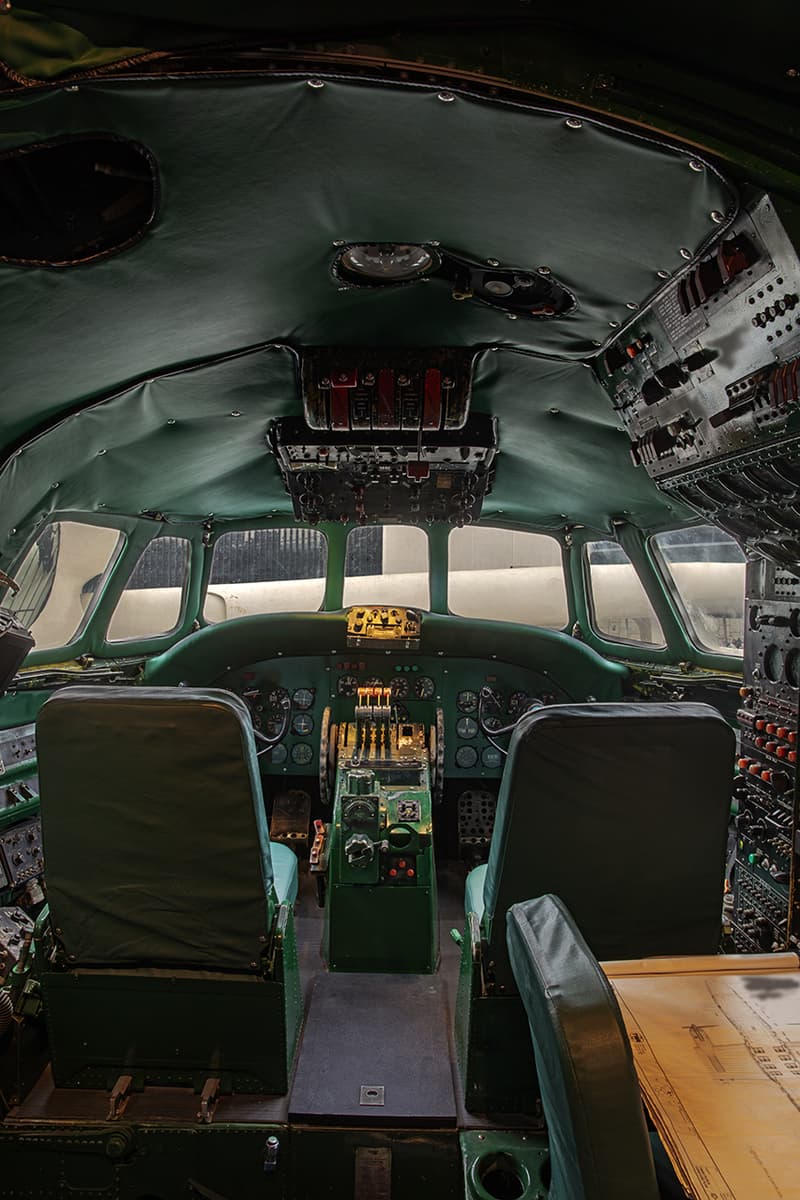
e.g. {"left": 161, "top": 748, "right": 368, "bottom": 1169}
{"left": 506, "top": 895, "right": 660, "bottom": 1200}
{"left": 466, "top": 702, "right": 734, "bottom": 989}
{"left": 37, "top": 686, "right": 295, "bottom": 970}
{"left": 36, "top": 686, "right": 301, "bottom": 1091}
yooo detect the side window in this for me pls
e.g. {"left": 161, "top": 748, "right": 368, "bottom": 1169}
{"left": 343, "top": 526, "right": 429, "bottom": 609}
{"left": 107, "top": 536, "right": 191, "bottom": 641}
{"left": 652, "top": 525, "right": 745, "bottom": 654}
{"left": 585, "top": 541, "right": 665, "bottom": 646}
{"left": 203, "top": 529, "right": 327, "bottom": 622}
{"left": 448, "top": 527, "right": 568, "bottom": 628}
{"left": 5, "top": 521, "right": 124, "bottom": 652}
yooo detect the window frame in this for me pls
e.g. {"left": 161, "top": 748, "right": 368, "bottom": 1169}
{"left": 582, "top": 538, "right": 667, "bottom": 650}
{"left": 105, "top": 533, "right": 194, "bottom": 645}
{"left": 202, "top": 525, "right": 330, "bottom": 623}
{"left": 446, "top": 524, "right": 570, "bottom": 631}
{"left": 649, "top": 525, "right": 745, "bottom": 659}
{"left": 343, "top": 524, "right": 431, "bottom": 612}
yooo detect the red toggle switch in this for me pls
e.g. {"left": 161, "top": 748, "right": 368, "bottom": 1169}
{"left": 777, "top": 727, "right": 788, "bottom": 739}
{"left": 406, "top": 868, "right": 415, "bottom": 878}
{"left": 755, "top": 737, "right": 765, "bottom": 748}
{"left": 776, "top": 746, "right": 788, "bottom": 758}
{"left": 755, "top": 719, "right": 766, "bottom": 731}
{"left": 766, "top": 741, "right": 777, "bottom": 754}
{"left": 761, "top": 769, "right": 773, "bottom": 782}
{"left": 738, "top": 757, "right": 751, "bottom": 770}
{"left": 766, "top": 723, "right": 777, "bottom": 735}
{"left": 790, "top": 751, "right": 797, "bottom": 764}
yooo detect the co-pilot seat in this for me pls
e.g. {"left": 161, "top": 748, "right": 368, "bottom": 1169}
{"left": 36, "top": 687, "right": 301, "bottom": 1096}
{"left": 457, "top": 702, "right": 735, "bottom": 1113}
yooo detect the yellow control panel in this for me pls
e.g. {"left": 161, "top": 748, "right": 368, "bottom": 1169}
{"left": 346, "top": 606, "right": 421, "bottom": 649}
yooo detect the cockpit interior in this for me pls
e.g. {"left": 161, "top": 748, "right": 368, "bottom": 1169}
{"left": 0, "top": 5, "right": 799, "bottom": 1198}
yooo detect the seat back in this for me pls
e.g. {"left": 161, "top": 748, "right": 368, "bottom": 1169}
{"left": 37, "top": 686, "right": 276, "bottom": 972}
{"left": 506, "top": 895, "right": 660, "bottom": 1200}
{"left": 484, "top": 702, "right": 734, "bottom": 988}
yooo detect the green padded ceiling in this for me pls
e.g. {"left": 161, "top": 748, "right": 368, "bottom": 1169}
{"left": 0, "top": 74, "right": 732, "bottom": 552}
{"left": 0, "top": 345, "right": 693, "bottom": 563}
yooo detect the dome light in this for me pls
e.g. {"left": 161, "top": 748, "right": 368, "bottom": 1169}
{"left": 337, "top": 243, "right": 437, "bottom": 283}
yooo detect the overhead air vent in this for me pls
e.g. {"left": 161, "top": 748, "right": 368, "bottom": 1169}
{"left": 0, "top": 135, "right": 158, "bottom": 267}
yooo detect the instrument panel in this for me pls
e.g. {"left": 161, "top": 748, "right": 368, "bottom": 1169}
{"left": 220, "top": 653, "right": 565, "bottom": 780}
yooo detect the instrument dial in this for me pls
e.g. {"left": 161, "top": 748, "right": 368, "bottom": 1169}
{"left": 292, "top": 713, "right": 314, "bottom": 736}
{"left": 267, "top": 686, "right": 290, "bottom": 708}
{"left": 482, "top": 715, "right": 503, "bottom": 733}
{"left": 457, "top": 690, "right": 478, "bottom": 713}
{"left": 391, "top": 676, "right": 410, "bottom": 699}
{"left": 508, "top": 691, "right": 531, "bottom": 718}
{"left": 290, "top": 743, "right": 314, "bottom": 766}
{"left": 271, "top": 744, "right": 288, "bottom": 765}
{"left": 456, "top": 716, "right": 478, "bottom": 739}
{"left": 337, "top": 674, "right": 359, "bottom": 696}
{"left": 265, "top": 716, "right": 285, "bottom": 738}
{"left": 481, "top": 746, "right": 503, "bottom": 769}
{"left": 414, "top": 675, "right": 435, "bottom": 699}
{"left": 292, "top": 687, "right": 315, "bottom": 710}
{"left": 455, "top": 745, "right": 478, "bottom": 770}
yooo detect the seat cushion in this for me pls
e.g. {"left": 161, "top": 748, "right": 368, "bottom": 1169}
{"left": 464, "top": 863, "right": 487, "bottom": 925}
{"left": 270, "top": 842, "right": 299, "bottom": 906}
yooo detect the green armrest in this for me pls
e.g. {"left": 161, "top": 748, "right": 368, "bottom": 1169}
{"left": 506, "top": 895, "right": 659, "bottom": 1200}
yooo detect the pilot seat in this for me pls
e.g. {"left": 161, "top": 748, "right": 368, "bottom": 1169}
{"left": 35, "top": 686, "right": 301, "bottom": 1098}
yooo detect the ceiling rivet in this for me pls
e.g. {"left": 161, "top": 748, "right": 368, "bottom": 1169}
{"left": 428, "top": 240, "right": 441, "bottom": 247}
{"left": 608, "top": 320, "right": 620, "bottom": 328}
{"left": 51, "top": 482, "right": 60, "bottom": 489}
{"left": 97, "top": 449, "right": 106, "bottom": 455}
{"left": 565, "top": 117, "right": 582, "bottom": 129}
{"left": 307, "top": 78, "right": 325, "bottom": 89}
{"left": 592, "top": 340, "right": 602, "bottom": 346}
{"left": 9, "top": 528, "right": 16, "bottom": 535}
{"left": 549, "top": 407, "right": 560, "bottom": 415}
{"left": 688, "top": 159, "right": 704, "bottom": 172}
{"left": 65, "top": 85, "right": 79, "bottom": 93}
{"left": 332, "top": 239, "right": 346, "bottom": 247}
{"left": 231, "top": 411, "right": 242, "bottom": 417}
{"left": 657, "top": 269, "right": 670, "bottom": 279}
{"left": 536, "top": 266, "right": 552, "bottom": 275}
{"left": 710, "top": 210, "right": 725, "bottom": 224}
{"left": 506, "top": 312, "right": 518, "bottom": 320}
{"left": 625, "top": 302, "right": 639, "bottom": 310}
{"left": 486, "top": 258, "right": 500, "bottom": 267}
{"left": 437, "top": 91, "right": 455, "bottom": 103}
{"left": 167, "top": 419, "right": 176, "bottom": 425}
{"left": 679, "top": 247, "right": 692, "bottom": 259}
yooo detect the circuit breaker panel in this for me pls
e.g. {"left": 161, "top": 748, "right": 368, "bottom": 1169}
{"left": 597, "top": 193, "right": 800, "bottom": 568}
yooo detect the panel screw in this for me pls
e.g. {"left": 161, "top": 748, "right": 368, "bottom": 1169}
{"left": 437, "top": 91, "right": 455, "bottom": 102}
{"left": 710, "top": 210, "right": 725, "bottom": 223}
{"left": 9, "top": 528, "right": 16, "bottom": 535}
{"left": 536, "top": 266, "right": 552, "bottom": 275}
{"left": 332, "top": 240, "right": 345, "bottom": 247}
{"left": 486, "top": 258, "right": 500, "bottom": 267}
{"left": 428, "top": 240, "right": 441, "bottom": 247}
{"left": 625, "top": 301, "right": 639, "bottom": 310}
{"left": 679, "top": 247, "right": 692, "bottom": 259}
{"left": 167, "top": 418, "right": 176, "bottom": 425}
{"left": 591, "top": 340, "right": 602, "bottom": 347}
{"left": 65, "top": 85, "right": 79, "bottom": 93}
{"left": 51, "top": 482, "right": 60, "bottom": 489}
{"left": 565, "top": 116, "right": 582, "bottom": 129}
{"left": 230, "top": 410, "right": 241, "bottom": 417}
{"left": 688, "top": 159, "right": 704, "bottom": 171}
{"left": 506, "top": 312, "right": 518, "bottom": 320}
{"left": 307, "top": 78, "right": 324, "bottom": 89}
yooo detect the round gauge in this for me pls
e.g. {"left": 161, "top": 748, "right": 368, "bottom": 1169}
{"left": 291, "top": 742, "right": 314, "bottom": 766}
{"left": 292, "top": 713, "right": 314, "bottom": 737}
{"left": 786, "top": 647, "right": 800, "bottom": 689}
{"left": 391, "top": 676, "right": 410, "bottom": 699}
{"left": 364, "top": 675, "right": 384, "bottom": 688}
{"left": 267, "top": 686, "right": 289, "bottom": 708}
{"left": 483, "top": 715, "right": 503, "bottom": 733}
{"left": 455, "top": 745, "right": 479, "bottom": 770}
{"left": 393, "top": 703, "right": 410, "bottom": 723}
{"left": 337, "top": 674, "right": 359, "bottom": 696}
{"left": 456, "top": 716, "right": 478, "bottom": 739}
{"left": 292, "top": 687, "right": 315, "bottom": 711}
{"left": 457, "top": 690, "right": 478, "bottom": 713}
{"left": 764, "top": 644, "right": 784, "bottom": 684}
{"left": 414, "top": 675, "right": 435, "bottom": 699}
{"left": 270, "top": 744, "right": 288, "bottom": 765}
{"left": 482, "top": 746, "right": 503, "bottom": 769}
{"left": 507, "top": 691, "right": 531, "bottom": 718}
{"left": 265, "top": 716, "right": 285, "bottom": 738}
